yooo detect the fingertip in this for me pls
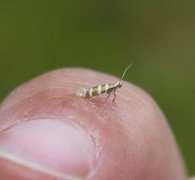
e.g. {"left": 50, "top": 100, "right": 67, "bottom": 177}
{"left": 0, "top": 67, "right": 186, "bottom": 179}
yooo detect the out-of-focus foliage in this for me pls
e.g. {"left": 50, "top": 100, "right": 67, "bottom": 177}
{"left": 0, "top": 0, "right": 194, "bottom": 175}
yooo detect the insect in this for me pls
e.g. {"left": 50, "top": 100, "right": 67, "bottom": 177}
{"left": 76, "top": 64, "right": 132, "bottom": 103}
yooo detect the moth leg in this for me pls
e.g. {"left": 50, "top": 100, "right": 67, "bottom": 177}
{"left": 102, "top": 90, "right": 113, "bottom": 108}
{"left": 112, "top": 89, "right": 117, "bottom": 107}
{"left": 89, "top": 96, "right": 96, "bottom": 101}
{"left": 105, "top": 90, "right": 113, "bottom": 103}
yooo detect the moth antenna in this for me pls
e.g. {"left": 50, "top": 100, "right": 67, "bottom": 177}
{"left": 120, "top": 63, "right": 133, "bottom": 82}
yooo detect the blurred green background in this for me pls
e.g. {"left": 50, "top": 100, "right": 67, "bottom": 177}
{"left": 0, "top": 0, "right": 194, "bottom": 176}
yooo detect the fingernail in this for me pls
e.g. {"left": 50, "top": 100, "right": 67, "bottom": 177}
{"left": 0, "top": 119, "right": 96, "bottom": 177}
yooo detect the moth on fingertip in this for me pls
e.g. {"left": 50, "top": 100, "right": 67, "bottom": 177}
{"left": 76, "top": 64, "right": 132, "bottom": 104}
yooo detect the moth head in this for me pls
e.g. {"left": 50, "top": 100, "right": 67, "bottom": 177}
{"left": 115, "top": 81, "right": 122, "bottom": 88}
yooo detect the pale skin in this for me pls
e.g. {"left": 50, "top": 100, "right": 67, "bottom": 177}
{"left": 0, "top": 68, "right": 191, "bottom": 179}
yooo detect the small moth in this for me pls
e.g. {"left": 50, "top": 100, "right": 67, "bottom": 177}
{"left": 76, "top": 64, "right": 132, "bottom": 103}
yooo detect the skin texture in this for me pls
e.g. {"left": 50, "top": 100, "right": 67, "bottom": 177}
{"left": 0, "top": 68, "right": 187, "bottom": 180}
